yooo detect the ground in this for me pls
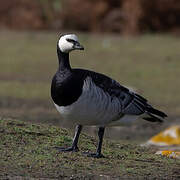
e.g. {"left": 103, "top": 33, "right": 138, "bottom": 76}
{"left": 0, "top": 118, "right": 180, "bottom": 179}
{"left": 0, "top": 31, "right": 180, "bottom": 179}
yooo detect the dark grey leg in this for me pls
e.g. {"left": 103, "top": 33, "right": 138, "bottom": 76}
{"left": 96, "top": 127, "right": 105, "bottom": 156}
{"left": 55, "top": 125, "right": 82, "bottom": 152}
{"left": 71, "top": 125, "right": 82, "bottom": 150}
{"left": 83, "top": 127, "right": 105, "bottom": 158}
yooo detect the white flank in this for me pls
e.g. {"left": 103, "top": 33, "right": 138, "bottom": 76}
{"left": 54, "top": 77, "right": 138, "bottom": 126}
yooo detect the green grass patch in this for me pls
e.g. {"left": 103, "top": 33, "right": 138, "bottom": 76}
{"left": 0, "top": 118, "right": 179, "bottom": 179}
{"left": 0, "top": 31, "right": 180, "bottom": 116}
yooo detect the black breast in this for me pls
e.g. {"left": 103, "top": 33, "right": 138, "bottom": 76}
{"left": 51, "top": 70, "right": 85, "bottom": 106}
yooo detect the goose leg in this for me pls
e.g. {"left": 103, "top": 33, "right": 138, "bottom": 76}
{"left": 84, "top": 127, "right": 105, "bottom": 158}
{"left": 55, "top": 125, "right": 82, "bottom": 152}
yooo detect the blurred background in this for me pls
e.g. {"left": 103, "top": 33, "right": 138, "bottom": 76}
{"left": 1, "top": 0, "right": 180, "bottom": 34}
{"left": 0, "top": 0, "right": 180, "bottom": 141}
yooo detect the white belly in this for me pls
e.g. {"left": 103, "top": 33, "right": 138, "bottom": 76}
{"left": 54, "top": 77, "right": 137, "bottom": 126}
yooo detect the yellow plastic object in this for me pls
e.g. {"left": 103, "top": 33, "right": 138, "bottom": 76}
{"left": 156, "top": 150, "right": 180, "bottom": 159}
{"left": 147, "top": 126, "right": 180, "bottom": 146}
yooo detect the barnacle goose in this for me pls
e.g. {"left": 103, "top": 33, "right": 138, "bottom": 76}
{"left": 51, "top": 34, "right": 167, "bottom": 158}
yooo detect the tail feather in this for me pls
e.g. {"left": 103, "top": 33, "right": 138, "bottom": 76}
{"left": 146, "top": 106, "right": 167, "bottom": 118}
{"left": 134, "top": 93, "right": 147, "bottom": 103}
{"left": 143, "top": 106, "right": 167, "bottom": 123}
{"left": 143, "top": 112, "right": 164, "bottom": 123}
{"left": 129, "top": 92, "right": 167, "bottom": 123}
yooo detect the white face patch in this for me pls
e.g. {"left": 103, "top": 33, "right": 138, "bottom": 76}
{"left": 58, "top": 34, "right": 79, "bottom": 53}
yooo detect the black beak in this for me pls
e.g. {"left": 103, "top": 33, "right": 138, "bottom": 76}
{"left": 73, "top": 42, "right": 84, "bottom": 50}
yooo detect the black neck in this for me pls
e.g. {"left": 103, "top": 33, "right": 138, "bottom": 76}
{"left": 57, "top": 45, "right": 71, "bottom": 71}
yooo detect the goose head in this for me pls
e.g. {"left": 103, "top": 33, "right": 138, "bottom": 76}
{"left": 58, "top": 34, "right": 84, "bottom": 53}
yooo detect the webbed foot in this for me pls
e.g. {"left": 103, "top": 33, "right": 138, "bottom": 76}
{"left": 82, "top": 152, "right": 105, "bottom": 158}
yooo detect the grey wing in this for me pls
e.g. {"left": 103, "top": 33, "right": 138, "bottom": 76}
{"left": 107, "top": 81, "right": 146, "bottom": 115}
{"left": 86, "top": 70, "right": 167, "bottom": 122}
{"left": 89, "top": 71, "right": 146, "bottom": 115}
{"left": 110, "top": 81, "right": 167, "bottom": 122}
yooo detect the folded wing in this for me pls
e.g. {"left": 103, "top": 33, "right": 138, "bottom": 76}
{"left": 85, "top": 70, "right": 167, "bottom": 122}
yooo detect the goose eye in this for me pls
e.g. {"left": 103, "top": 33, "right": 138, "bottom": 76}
{"left": 66, "top": 38, "right": 76, "bottom": 43}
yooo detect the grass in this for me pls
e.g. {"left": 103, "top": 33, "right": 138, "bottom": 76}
{"left": 0, "top": 118, "right": 180, "bottom": 179}
{"left": 0, "top": 31, "right": 179, "bottom": 135}
{"left": 0, "top": 31, "right": 180, "bottom": 178}
{"left": 0, "top": 31, "right": 179, "bottom": 110}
